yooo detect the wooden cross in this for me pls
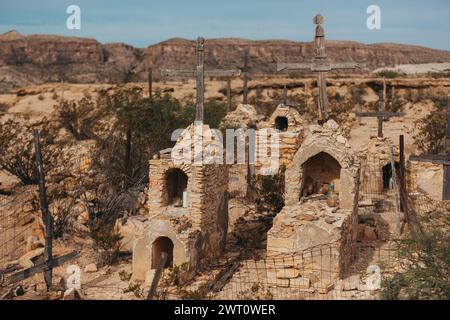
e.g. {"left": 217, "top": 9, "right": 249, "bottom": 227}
{"left": 277, "top": 14, "right": 363, "bottom": 121}
{"left": 410, "top": 98, "right": 450, "bottom": 200}
{"left": 9, "top": 251, "right": 79, "bottom": 283}
{"left": 161, "top": 37, "right": 241, "bottom": 123}
{"left": 357, "top": 78, "right": 405, "bottom": 138}
{"left": 5, "top": 131, "right": 79, "bottom": 289}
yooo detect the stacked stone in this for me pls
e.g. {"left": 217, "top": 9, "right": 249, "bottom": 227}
{"left": 267, "top": 119, "right": 361, "bottom": 280}
{"left": 131, "top": 123, "right": 229, "bottom": 283}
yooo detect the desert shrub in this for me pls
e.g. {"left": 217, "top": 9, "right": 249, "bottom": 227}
{"left": 51, "top": 92, "right": 59, "bottom": 100}
{"left": 349, "top": 85, "right": 366, "bottom": 105}
{"left": 388, "top": 94, "right": 404, "bottom": 112}
{"left": 93, "top": 87, "right": 192, "bottom": 191}
{"left": 123, "top": 282, "right": 144, "bottom": 299}
{"left": 0, "top": 102, "right": 9, "bottom": 114}
{"left": 0, "top": 117, "right": 59, "bottom": 184}
{"left": 178, "top": 284, "right": 211, "bottom": 300}
{"left": 428, "top": 90, "right": 448, "bottom": 110}
{"left": 119, "top": 270, "right": 132, "bottom": 281}
{"left": 38, "top": 93, "right": 45, "bottom": 101}
{"left": 181, "top": 99, "right": 227, "bottom": 129}
{"left": 376, "top": 70, "right": 401, "bottom": 79}
{"left": 329, "top": 97, "right": 354, "bottom": 122}
{"left": 412, "top": 112, "right": 446, "bottom": 154}
{"left": 55, "top": 97, "right": 103, "bottom": 141}
{"left": 249, "top": 166, "right": 285, "bottom": 213}
{"left": 381, "top": 211, "right": 450, "bottom": 300}
{"left": 90, "top": 216, "right": 123, "bottom": 266}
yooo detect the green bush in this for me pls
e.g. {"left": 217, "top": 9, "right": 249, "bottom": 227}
{"left": 381, "top": 221, "right": 450, "bottom": 300}
{"left": 376, "top": 70, "right": 401, "bottom": 79}
{"left": 412, "top": 112, "right": 446, "bottom": 154}
{"left": 249, "top": 166, "right": 285, "bottom": 213}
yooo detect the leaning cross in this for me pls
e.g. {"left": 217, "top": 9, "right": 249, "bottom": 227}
{"left": 410, "top": 98, "right": 450, "bottom": 200}
{"left": 277, "top": 14, "right": 362, "bottom": 121}
{"left": 357, "top": 77, "right": 405, "bottom": 138}
{"left": 161, "top": 37, "right": 241, "bottom": 123}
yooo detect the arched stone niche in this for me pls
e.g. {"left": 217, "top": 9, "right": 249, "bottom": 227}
{"left": 284, "top": 122, "right": 360, "bottom": 210}
{"left": 267, "top": 104, "right": 303, "bottom": 131}
{"left": 132, "top": 220, "right": 188, "bottom": 281}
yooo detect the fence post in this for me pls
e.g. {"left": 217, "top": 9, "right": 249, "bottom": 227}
{"left": 148, "top": 68, "right": 153, "bottom": 100}
{"left": 227, "top": 78, "right": 232, "bottom": 113}
{"left": 146, "top": 252, "right": 168, "bottom": 300}
{"left": 33, "top": 129, "right": 53, "bottom": 290}
{"left": 389, "top": 146, "right": 401, "bottom": 236}
{"left": 399, "top": 135, "right": 408, "bottom": 213}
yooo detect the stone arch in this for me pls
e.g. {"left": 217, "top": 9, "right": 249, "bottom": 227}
{"left": 382, "top": 161, "right": 400, "bottom": 190}
{"left": 268, "top": 105, "right": 303, "bottom": 131}
{"left": 275, "top": 116, "right": 289, "bottom": 131}
{"left": 301, "top": 152, "right": 341, "bottom": 196}
{"left": 163, "top": 167, "right": 189, "bottom": 206}
{"left": 152, "top": 236, "right": 174, "bottom": 269}
{"left": 285, "top": 137, "right": 359, "bottom": 210}
{"left": 145, "top": 221, "right": 188, "bottom": 269}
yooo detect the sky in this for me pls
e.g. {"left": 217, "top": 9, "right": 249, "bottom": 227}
{"left": 0, "top": 0, "right": 449, "bottom": 50}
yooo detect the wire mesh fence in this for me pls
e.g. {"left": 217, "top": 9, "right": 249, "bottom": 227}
{"left": 0, "top": 185, "right": 40, "bottom": 267}
{"left": 151, "top": 240, "right": 401, "bottom": 300}
{"left": 0, "top": 154, "right": 93, "bottom": 269}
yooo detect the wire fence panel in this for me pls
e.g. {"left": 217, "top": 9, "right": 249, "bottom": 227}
{"left": 0, "top": 185, "right": 40, "bottom": 267}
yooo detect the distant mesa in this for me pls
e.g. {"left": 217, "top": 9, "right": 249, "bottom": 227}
{"left": 0, "top": 30, "right": 24, "bottom": 41}
{"left": 0, "top": 31, "right": 449, "bottom": 93}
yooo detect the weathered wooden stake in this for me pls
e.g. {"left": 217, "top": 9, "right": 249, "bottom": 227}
{"left": 33, "top": 129, "right": 53, "bottom": 290}
{"left": 148, "top": 68, "right": 153, "bottom": 100}
{"left": 227, "top": 78, "right": 232, "bottom": 112}
{"left": 399, "top": 135, "right": 407, "bottom": 213}
{"left": 443, "top": 99, "right": 450, "bottom": 200}
{"left": 147, "top": 252, "right": 168, "bottom": 300}
{"left": 389, "top": 147, "right": 402, "bottom": 236}
{"left": 242, "top": 51, "right": 250, "bottom": 105}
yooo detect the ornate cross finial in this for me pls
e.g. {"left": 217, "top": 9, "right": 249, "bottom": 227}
{"left": 196, "top": 37, "right": 205, "bottom": 51}
{"left": 313, "top": 14, "right": 326, "bottom": 59}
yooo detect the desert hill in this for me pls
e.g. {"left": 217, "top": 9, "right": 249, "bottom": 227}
{"left": 1, "top": 31, "right": 450, "bottom": 92}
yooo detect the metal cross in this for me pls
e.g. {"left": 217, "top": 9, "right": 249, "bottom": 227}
{"left": 161, "top": 37, "right": 241, "bottom": 124}
{"left": 357, "top": 78, "right": 405, "bottom": 138}
{"left": 409, "top": 98, "right": 450, "bottom": 200}
{"left": 277, "top": 14, "right": 363, "bottom": 121}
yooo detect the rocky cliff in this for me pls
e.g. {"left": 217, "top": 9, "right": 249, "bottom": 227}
{"left": 1, "top": 30, "right": 450, "bottom": 92}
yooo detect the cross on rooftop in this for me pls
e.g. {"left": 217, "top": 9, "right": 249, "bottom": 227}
{"left": 357, "top": 77, "right": 405, "bottom": 138}
{"left": 277, "top": 14, "right": 363, "bottom": 122}
{"left": 161, "top": 37, "right": 241, "bottom": 124}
